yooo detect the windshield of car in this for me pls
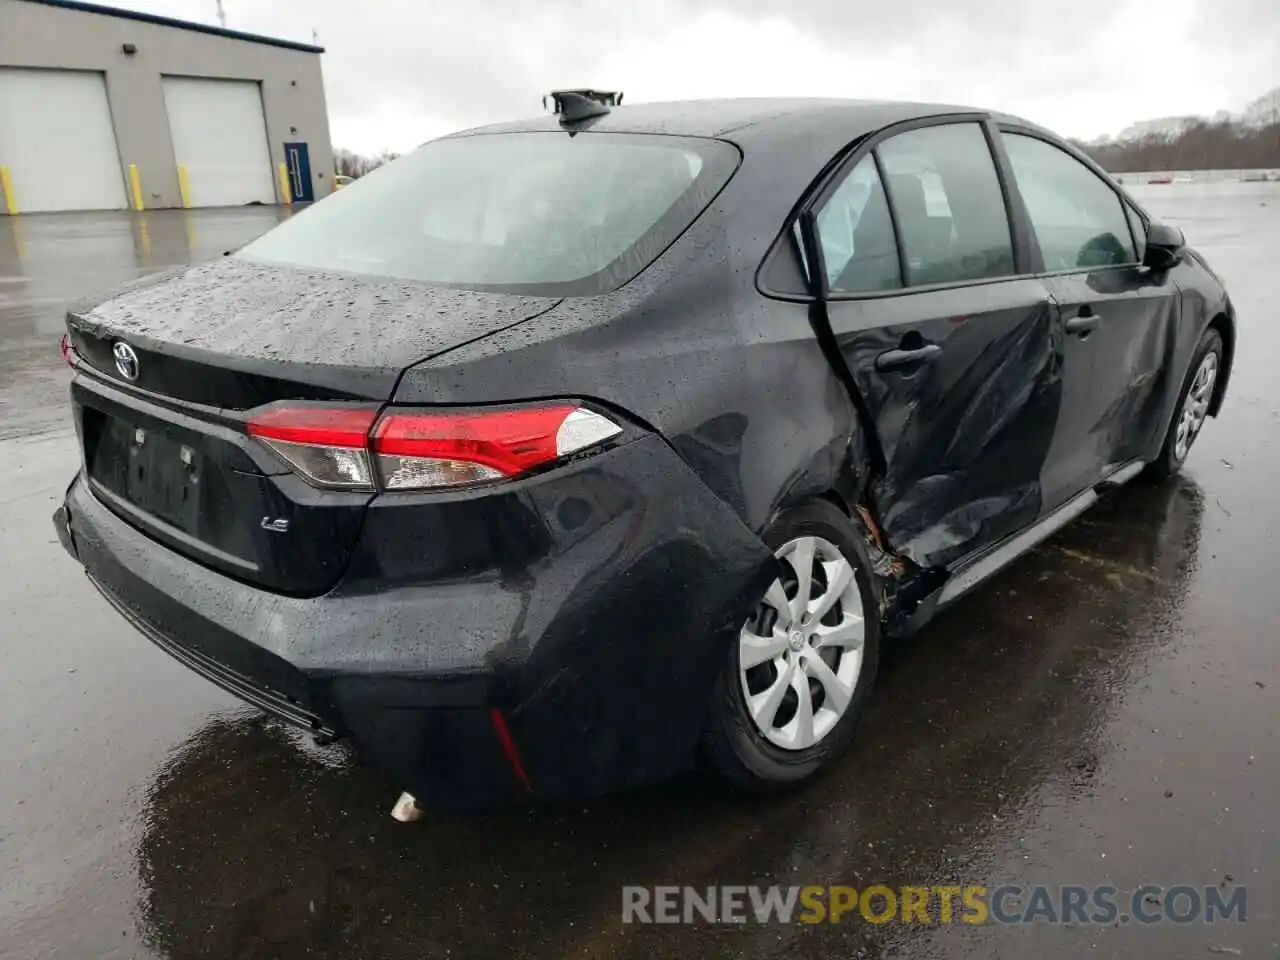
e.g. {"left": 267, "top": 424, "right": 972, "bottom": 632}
{"left": 237, "top": 131, "right": 740, "bottom": 295}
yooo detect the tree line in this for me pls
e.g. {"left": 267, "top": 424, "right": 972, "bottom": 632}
{"left": 332, "top": 117, "right": 1280, "bottom": 179}
{"left": 334, "top": 147, "right": 401, "bottom": 179}
{"left": 1071, "top": 119, "right": 1280, "bottom": 173}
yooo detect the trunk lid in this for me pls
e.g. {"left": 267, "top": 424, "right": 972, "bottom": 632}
{"left": 67, "top": 258, "right": 560, "bottom": 595}
{"left": 67, "top": 257, "right": 561, "bottom": 405}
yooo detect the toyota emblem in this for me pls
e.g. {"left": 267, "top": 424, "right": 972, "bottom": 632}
{"left": 112, "top": 342, "right": 140, "bottom": 381}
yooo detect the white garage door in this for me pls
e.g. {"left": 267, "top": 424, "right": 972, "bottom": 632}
{"left": 162, "top": 77, "right": 275, "bottom": 207}
{"left": 0, "top": 68, "right": 128, "bottom": 213}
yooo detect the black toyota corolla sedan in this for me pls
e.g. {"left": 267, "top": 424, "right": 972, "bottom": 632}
{"left": 54, "top": 95, "right": 1234, "bottom": 809}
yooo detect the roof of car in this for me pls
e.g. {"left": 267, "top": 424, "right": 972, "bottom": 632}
{"left": 444, "top": 98, "right": 1054, "bottom": 291}
{"left": 452, "top": 97, "right": 1033, "bottom": 146}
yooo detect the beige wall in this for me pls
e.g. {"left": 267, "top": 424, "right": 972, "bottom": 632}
{"left": 0, "top": 0, "right": 334, "bottom": 209}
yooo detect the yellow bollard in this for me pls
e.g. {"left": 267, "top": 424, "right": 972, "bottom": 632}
{"left": 128, "top": 164, "right": 144, "bottom": 211}
{"left": 0, "top": 165, "right": 17, "bottom": 215}
{"left": 277, "top": 161, "right": 292, "bottom": 205}
{"left": 10, "top": 212, "right": 26, "bottom": 260}
{"left": 177, "top": 164, "right": 192, "bottom": 209}
{"left": 183, "top": 211, "right": 197, "bottom": 256}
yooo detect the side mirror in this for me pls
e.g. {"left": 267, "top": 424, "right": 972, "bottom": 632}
{"left": 1143, "top": 221, "right": 1186, "bottom": 270}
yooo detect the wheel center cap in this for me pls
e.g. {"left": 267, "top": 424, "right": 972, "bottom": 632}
{"left": 789, "top": 630, "right": 806, "bottom": 652}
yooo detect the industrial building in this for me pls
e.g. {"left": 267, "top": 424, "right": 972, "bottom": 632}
{"left": 0, "top": 0, "right": 334, "bottom": 213}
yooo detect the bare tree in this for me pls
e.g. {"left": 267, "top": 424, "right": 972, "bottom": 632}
{"left": 1073, "top": 119, "right": 1280, "bottom": 173}
{"left": 334, "top": 147, "right": 402, "bottom": 179}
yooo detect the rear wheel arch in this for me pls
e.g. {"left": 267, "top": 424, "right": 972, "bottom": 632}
{"left": 761, "top": 421, "right": 902, "bottom": 613}
{"left": 764, "top": 431, "right": 880, "bottom": 536}
{"left": 768, "top": 483, "right": 898, "bottom": 620}
{"left": 817, "top": 488, "right": 857, "bottom": 520}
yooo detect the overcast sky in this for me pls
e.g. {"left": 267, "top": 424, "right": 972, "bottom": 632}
{"left": 107, "top": 0, "right": 1279, "bottom": 155}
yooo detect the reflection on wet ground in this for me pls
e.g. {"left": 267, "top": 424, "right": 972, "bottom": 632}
{"left": 0, "top": 208, "right": 290, "bottom": 439}
{"left": 131, "top": 478, "right": 1223, "bottom": 959}
{"left": 2, "top": 196, "right": 1277, "bottom": 959}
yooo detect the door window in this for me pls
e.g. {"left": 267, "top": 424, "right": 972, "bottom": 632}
{"left": 814, "top": 156, "right": 902, "bottom": 293}
{"left": 1001, "top": 133, "right": 1137, "bottom": 270}
{"left": 876, "top": 123, "right": 1015, "bottom": 286}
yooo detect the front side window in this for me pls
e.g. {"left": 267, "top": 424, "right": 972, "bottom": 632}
{"left": 237, "top": 132, "right": 739, "bottom": 295}
{"left": 876, "top": 123, "right": 1015, "bottom": 286}
{"left": 1001, "top": 133, "right": 1137, "bottom": 271}
{"left": 815, "top": 156, "right": 902, "bottom": 293}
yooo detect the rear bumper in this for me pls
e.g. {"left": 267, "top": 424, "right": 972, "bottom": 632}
{"left": 88, "top": 571, "right": 339, "bottom": 741}
{"left": 56, "top": 435, "right": 773, "bottom": 808}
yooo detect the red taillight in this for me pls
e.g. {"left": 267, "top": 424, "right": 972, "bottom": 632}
{"left": 373, "top": 405, "right": 620, "bottom": 489}
{"left": 60, "top": 334, "right": 73, "bottom": 366}
{"left": 247, "top": 404, "right": 379, "bottom": 447}
{"left": 245, "top": 402, "right": 621, "bottom": 492}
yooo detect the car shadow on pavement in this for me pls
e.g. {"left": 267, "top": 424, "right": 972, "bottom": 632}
{"left": 132, "top": 475, "right": 1207, "bottom": 960}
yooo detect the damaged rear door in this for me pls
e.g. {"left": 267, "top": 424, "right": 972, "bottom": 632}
{"left": 808, "top": 119, "right": 1061, "bottom": 569}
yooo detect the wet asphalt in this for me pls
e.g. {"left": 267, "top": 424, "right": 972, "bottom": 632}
{"left": 1, "top": 196, "right": 1277, "bottom": 959}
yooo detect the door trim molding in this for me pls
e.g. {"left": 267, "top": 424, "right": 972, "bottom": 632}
{"left": 936, "top": 458, "right": 1144, "bottom": 607}
{"left": 1096, "top": 460, "right": 1144, "bottom": 488}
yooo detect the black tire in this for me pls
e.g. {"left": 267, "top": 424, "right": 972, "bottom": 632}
{"left": 1146, "top": 328, "right": 1223, "bottom": 479}
{"left": 701, "top": 499, "right": 882, "bottom": 791}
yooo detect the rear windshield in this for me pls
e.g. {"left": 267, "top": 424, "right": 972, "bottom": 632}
{"left": 237, "top": 132, "right": 740, "bottom": 295}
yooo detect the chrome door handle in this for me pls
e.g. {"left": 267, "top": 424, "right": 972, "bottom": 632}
{"left": 875, "top": 343, "right": 941, "bottom": 371}
{"left": 1064, "top": 314, "right": 1099, "bottom": 336}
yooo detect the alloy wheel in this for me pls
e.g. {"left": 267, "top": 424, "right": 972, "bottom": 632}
{"left": 1174, "top": 351, "right": 1218, "bottom": 462}
{"left": 738, "top": 535, "right": 865, "bottom": 751}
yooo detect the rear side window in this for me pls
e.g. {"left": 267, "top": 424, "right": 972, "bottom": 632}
{"left": 877, "top": 123, "right": 1014, "bottom": 286}
{"left": 236, "top": 132, "right": 739, "bottom": 295}
{"left": 816, "top": 156, "right": 902, "bottom": 293}
{"left": 1001, "top": 134, "right": 1136, "bottom": 270}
